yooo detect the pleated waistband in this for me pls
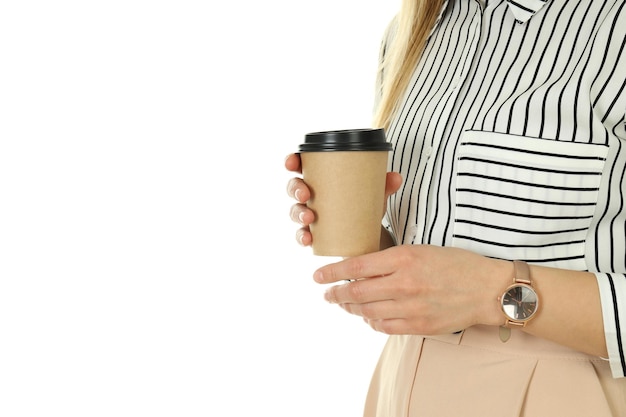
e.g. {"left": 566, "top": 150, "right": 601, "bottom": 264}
{"left": 364, "top": 326, "right": 624, "bottom": 417}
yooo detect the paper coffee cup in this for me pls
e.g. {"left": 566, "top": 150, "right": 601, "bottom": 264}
{"left": 299, "top": 129, "right": 392, "bottom": 257}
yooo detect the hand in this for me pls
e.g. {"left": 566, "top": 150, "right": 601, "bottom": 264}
{"left": 313, "top": 245, "right": 512, "bottom": 335}
{"left": 285, "top": 153, "right": 402, "bottom": 247}
{"left": 284, "top": 153, "right": 313, "bottom": 246}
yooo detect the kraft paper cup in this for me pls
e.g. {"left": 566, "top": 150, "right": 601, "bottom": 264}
{"left": 299, "top": 129, "right": 393, "bottom": 257}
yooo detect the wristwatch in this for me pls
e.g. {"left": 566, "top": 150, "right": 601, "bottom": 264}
{"left": 499, "top": 260, "right": 539, "bottom": 342}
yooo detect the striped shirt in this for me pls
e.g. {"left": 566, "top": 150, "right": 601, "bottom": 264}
{"left": 381, "top": 0, "right": 626, "bottom": 378}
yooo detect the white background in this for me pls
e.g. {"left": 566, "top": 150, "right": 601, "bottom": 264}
{"left": 0, "top": 1, "right": 400, "bottom": 416}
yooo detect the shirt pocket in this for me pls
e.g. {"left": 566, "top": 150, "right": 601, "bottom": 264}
{"left": 452, "top": 131, "right": 608, "bottom": 270}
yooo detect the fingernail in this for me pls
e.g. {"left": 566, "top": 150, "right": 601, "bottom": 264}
{"left": 298, "top": 211, "right": 305, "bottom": 224}
{"left": 313, "top": 270, "right": 324, "bottom": 283}
{"left": 295, "top": 188, "right": 302, "bottom": 202}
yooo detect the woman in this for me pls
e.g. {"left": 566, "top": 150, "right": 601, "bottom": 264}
{"left": 286, "top": 0, "right": 626, "bottom": 415}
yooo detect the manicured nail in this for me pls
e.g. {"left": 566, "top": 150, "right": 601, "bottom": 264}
{"left": 294, "top": 188, "right": 302, "bottom": 202}
{"left": 298, "top": 211, "right": 305, "bottom": 224}
{"left": 313, "top": 271, "right": 324, "bottom": 283}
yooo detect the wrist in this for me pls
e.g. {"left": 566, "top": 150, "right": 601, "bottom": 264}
{"left": 478, "top": 258, "right": 516, "bottom": 327}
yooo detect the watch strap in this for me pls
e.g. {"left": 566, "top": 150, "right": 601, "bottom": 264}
{"left": 513, "top": 260, "right": 531, "bottom": 286}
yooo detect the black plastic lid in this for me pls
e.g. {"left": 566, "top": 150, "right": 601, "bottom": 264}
{"left": 299, "top": 128, "right": 392, "bottom": 152}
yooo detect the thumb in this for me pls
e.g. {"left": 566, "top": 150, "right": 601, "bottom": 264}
{"left": 385, "top": 172, "right": 402, "bottom": 198}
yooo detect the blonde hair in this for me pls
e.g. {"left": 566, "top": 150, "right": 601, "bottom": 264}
{"left": 373, "top": 0, "right": 445, "bottom": 129}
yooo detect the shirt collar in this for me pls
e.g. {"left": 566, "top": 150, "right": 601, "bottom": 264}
{"left": 432, "top": 0, "right": 551, "bottom": 37}
{"left": 505, "top": 0, "right": 551, "bottom": 23}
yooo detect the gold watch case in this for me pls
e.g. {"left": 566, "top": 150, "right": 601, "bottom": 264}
{"left": 501, "top": 282, "right": 539, "bottom": 324}
{"left": 500, "top": 260, "right": 539, "bottom": 326}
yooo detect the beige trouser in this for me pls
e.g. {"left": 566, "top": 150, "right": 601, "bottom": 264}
{"left": 364, "top": 325, "right": 626, "bottom": 417}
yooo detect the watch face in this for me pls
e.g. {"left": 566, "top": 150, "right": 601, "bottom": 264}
{"left": 501, "top": 284, "right": 538, "bottom": 321}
